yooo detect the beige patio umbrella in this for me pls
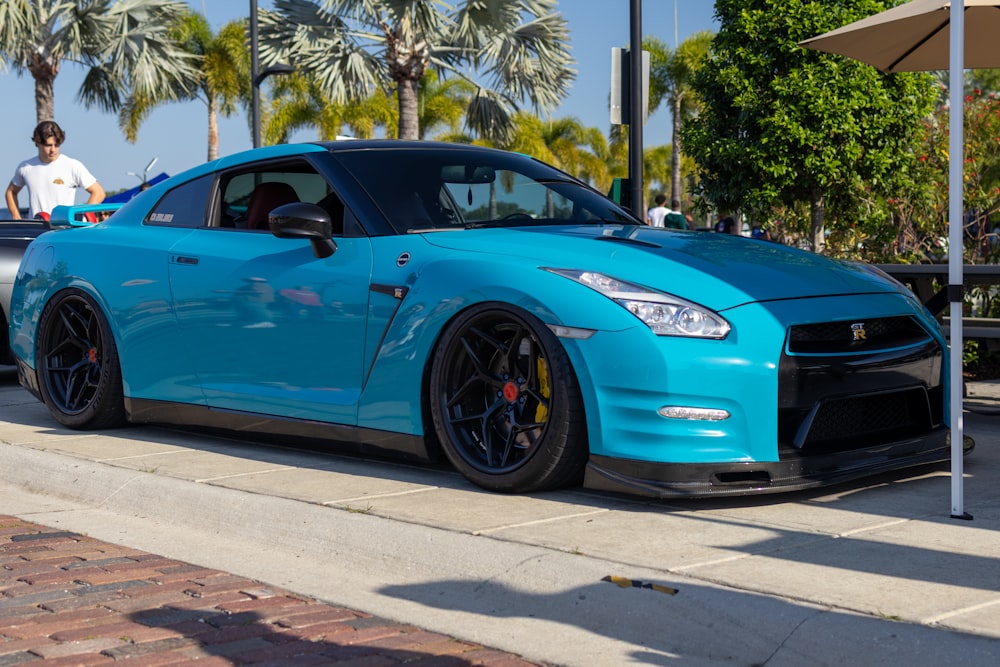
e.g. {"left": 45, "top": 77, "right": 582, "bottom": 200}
{"left": 799, "top": 0, "right": 1000, "bottom": 73}
{"left": 801, "top": 1, "right": 985, "bottom": 520}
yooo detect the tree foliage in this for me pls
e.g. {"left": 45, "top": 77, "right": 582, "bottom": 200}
{"left": 263, "top": 72, "right": 397, "bottom": 143}
{"left": 0, "top": 0, "right": 199, "bottom": 125}
{"left": 264, "top": 68, "right": 478, "bottom": 143}
{"left": 683, "top": 0, "right": 936, "bottom": 253}
{"left": 646, "top": 31, "right": 712, "bottom": 212}
{"left": 258, "top": 0, "right": 575, "bottom": 142}
{"left": 501, "top": 113, "right": 611, "bottom": 190}
{"left": 918, "top": 88, "right": 1000, "bottom": 264}
{"left": 120, "top": 11, "right": 249, "bottom": 161}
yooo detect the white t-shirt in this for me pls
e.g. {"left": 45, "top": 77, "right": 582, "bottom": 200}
{"left": 10, "top": 154, "right": 98, "bottom": 218}
{"left": 647, "top": 204, "right": 671, "bottom": 227}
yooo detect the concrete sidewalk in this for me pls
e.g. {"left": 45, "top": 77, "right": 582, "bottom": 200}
{"left": 1, "top": 371, "right": 999, "bottom": 666}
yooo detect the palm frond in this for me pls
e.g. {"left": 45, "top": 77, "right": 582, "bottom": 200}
{"left": 466, "top": 87, "right": 514, "bottom": 144}
{"left": 265, "top": 0, "right": 574, "bottom": 141}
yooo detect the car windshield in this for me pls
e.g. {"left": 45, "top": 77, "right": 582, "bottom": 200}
{"left": 332, "top": 147, "right": 639, "bottom": 234}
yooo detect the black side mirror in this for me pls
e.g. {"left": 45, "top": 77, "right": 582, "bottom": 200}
{"left": 268, "top": 202, "right": 337, "bottom": 258}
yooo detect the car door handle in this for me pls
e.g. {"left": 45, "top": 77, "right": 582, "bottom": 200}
{"left": 171, "top": 255, "right": 199, "bottom": 266}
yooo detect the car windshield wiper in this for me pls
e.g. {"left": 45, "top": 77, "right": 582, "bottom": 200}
{"left": 464, "top": 218, "right": 563, "bottom": 229}
{"left": 405, "top": 227, "right": 464, "bottom": 233}
{"left": 462, "top": 221, "right": 505, "bottom": 229}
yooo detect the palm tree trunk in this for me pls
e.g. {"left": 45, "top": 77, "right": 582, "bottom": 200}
{"left": 207, "top": 97, "right": 220, "bottom": 161}
{"left": 30, "top": 65, "right": 57, "bottom": 123}
{"left": 397, "top": 78, "right": 420, "bottom": 140}
{"left": 670, "top": 95, "right": 682, "bottom": 211}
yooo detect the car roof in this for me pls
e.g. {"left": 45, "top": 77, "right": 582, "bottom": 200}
{"left": 178, "top": 140, "right": 518, "bottom": 181}
{"left": 314, "top": 139, "right": 514, "bottom": 156}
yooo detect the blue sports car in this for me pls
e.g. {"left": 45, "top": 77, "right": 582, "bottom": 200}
{"left": 8, "top": 141, "right": 950, "bottom": 497}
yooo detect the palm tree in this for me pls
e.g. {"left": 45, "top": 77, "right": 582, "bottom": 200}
{"left": 264, "top": 68, "right": 476, "bottom": 143}
{"left": 263, "top": 72, "right": 397, "bottom": 143}
{"left": 0, "top": 0, "right": 199, "bottom": 125}
{"left": 504, "top": 113, "right": 611, "bottom": 191}
{"left": 415, "top": 69, "right": 475, "bottom": 140}
{"left": 118, "top": 11, "right": 250, "bottom": 160}
{"left": 647, "top": 31, "right": 712, "bottom": 211}
{"left": 120, "top": 11, "right": 249, "bottom": 161}
{"left": 259, "top": 0, "right": 575, "bottom": 142}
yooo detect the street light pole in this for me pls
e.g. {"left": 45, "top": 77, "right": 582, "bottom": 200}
{"left": 628, "top": 0, "right": 644, "bottom": 219}
{"left": 250, "top": 0, "right": 262, "bottom": 148}
{"left": 127, "top": 157, "right": 158, "bottom": 186}
{"left": 250, "top": 1, "right": 295, "bottom": 148}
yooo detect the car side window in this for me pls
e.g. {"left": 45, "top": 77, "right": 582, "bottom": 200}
{"left": 145, "top": 175, "right": 213, "bottom": 227}
{"left": 218, "top": 162, "right": 346, "bottom": 235}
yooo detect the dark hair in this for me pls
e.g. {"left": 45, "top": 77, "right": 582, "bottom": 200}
{"left": 654, "top": 193, "right": 667, "bottom": 206}
{"left": 32, "top": 120, "right": 65, "bottom": 146}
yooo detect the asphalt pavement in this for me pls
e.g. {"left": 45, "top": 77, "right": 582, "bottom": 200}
{"left": 2, "top": 366, "right": 999, "bottom": 666}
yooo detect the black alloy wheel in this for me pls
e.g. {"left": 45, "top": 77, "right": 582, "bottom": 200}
{"left": 429, "top": 303, "right": 587, "bottom": 493}
{"left": 36, "top": 289, "right": 126, "bottom": 430}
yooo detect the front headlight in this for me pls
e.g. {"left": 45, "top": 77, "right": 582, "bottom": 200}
{"left": 545, "top": 268, "right": 731, "bottom": 339}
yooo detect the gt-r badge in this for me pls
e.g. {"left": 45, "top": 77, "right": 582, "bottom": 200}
{"left": 396, "top": 252, "right": 411, "bottom": 268}
{"left": 851, "top": 322, "right": 867, "bottom": 341}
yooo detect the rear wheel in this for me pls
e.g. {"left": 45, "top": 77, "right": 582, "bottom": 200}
{"left": 36, "top": 289, "right": 126, "bottom": 430}
{"left": 429, "top": 303, "right": 587, "bottom": 493}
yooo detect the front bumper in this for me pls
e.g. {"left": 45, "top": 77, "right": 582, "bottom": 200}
{"left": 583, "top": 425, "right": 949, "bottom": 497}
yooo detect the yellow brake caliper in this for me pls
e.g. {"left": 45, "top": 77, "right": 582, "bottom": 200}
{"left": 535, "top": 355, "right": 550, "bottom": 423}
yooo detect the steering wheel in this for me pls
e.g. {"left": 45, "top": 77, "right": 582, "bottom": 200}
{"left": 500, "top": 211, "right": 533, "bottom": 221}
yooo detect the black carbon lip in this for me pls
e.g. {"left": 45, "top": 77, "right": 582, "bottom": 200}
{"left": 582, "top": 428, "right": 949, "bottom": 498}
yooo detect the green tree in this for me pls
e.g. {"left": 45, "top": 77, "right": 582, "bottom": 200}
{"left": 263, "top": 68, "right": 473, "bottom": 143}
{"left": 919, "top": 89, "right": 1000, "bottom": 263}
{"left": 607, "top": 125, "right": 676, "bottom": 212}
{"left": 965, "top": 69, "right": 1000, "bottom": 96}
{"left": 502, "top": 113, "right": 611, "bottom": 190}
{"left": 263, "top": 72, "right": 396, "bottom": 143}
{"left": 647, "top": 31, "right": 713, "bottom": 211}
{"left": 258, "top": 0, "right": 574, "bottom": 142}
{"left": 0, "top": 0, "right": 198, "bottom": 125}
{"left": 120, "top": 11, "right": 249, "bottom": 161}
{"left": 682, "top": 0, "right": 936, "bottom": 253}
{"left": 415, "top": 69, "right": 475, "bottom": 140}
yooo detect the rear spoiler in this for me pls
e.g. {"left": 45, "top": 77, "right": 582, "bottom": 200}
{"left": 49, "top": 203, "right": 124, "bottom": 227}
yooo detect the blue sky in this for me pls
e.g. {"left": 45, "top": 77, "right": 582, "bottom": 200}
{"left": 0, "top": 1, "right": 718, "bottom": 194}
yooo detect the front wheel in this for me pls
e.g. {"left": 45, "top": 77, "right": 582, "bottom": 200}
{"left": 429, "top": 304, "right": 587, "bottom": 493}
{"left": 36, "top": 289, "right": 126, "bottom": 430}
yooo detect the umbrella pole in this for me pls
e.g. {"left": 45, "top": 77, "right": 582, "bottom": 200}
{"left": 949, "top": 3, "right": 972, "bottom": 521}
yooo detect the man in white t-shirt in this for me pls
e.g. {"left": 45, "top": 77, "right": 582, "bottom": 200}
{"left": 5, "top": 120, "right": 105, "bottom": 219}
{"left": 646, "top": 193, "right": 671, "bottom": 227}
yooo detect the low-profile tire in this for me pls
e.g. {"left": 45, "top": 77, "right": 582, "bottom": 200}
{"left": 36, "top": 288, "right": 126, "bottom": 430}
{"left": 429, "top": 303, "right": 588, "bottom": 493}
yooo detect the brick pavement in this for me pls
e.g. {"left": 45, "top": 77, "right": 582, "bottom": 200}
{"left": 0, "top": 516, "right": 541, "bottom": 666}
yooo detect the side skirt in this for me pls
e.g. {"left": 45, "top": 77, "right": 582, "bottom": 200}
{"left": 125, "top": 397, "right": 432, "bottom": 461}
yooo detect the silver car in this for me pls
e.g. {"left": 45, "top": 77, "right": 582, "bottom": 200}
{"left": 1, "top": 219, "right": 50, "bottom": 364}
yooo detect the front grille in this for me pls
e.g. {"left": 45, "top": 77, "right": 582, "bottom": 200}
{"left": 782, "top": 387, "right": 933, "bottom": 455}
{"left": 788, "top": 316, "right": 930, "bottom": 354}
{"left": 777, "top": 320, "right": 944, "bottom": 458}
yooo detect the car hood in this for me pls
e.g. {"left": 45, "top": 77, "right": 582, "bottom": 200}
{"left": 420, "top": 225, "right": 904, "bottom": 312}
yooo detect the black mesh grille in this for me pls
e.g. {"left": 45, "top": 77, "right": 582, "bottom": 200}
{"left": 788, "top": 317, "right": 929, "bottom": 354}
{"left": 786, "top": 387, "right": 933, "bottom": 455}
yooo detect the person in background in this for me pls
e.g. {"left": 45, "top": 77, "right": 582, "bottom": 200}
{"left": 647, "top": 193, "right": 671, "bottom": 227}
{"left": 715, "top": 213, "right": 736, "bottom": 234}
{"left": 663, "top": 208, "right": 688, "bottom": 230}
{"left": 751, "top": 223, "right": 772, "bottom": 241}
{"left": 5, "top": 120, "right": 105, "bottom": 220}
